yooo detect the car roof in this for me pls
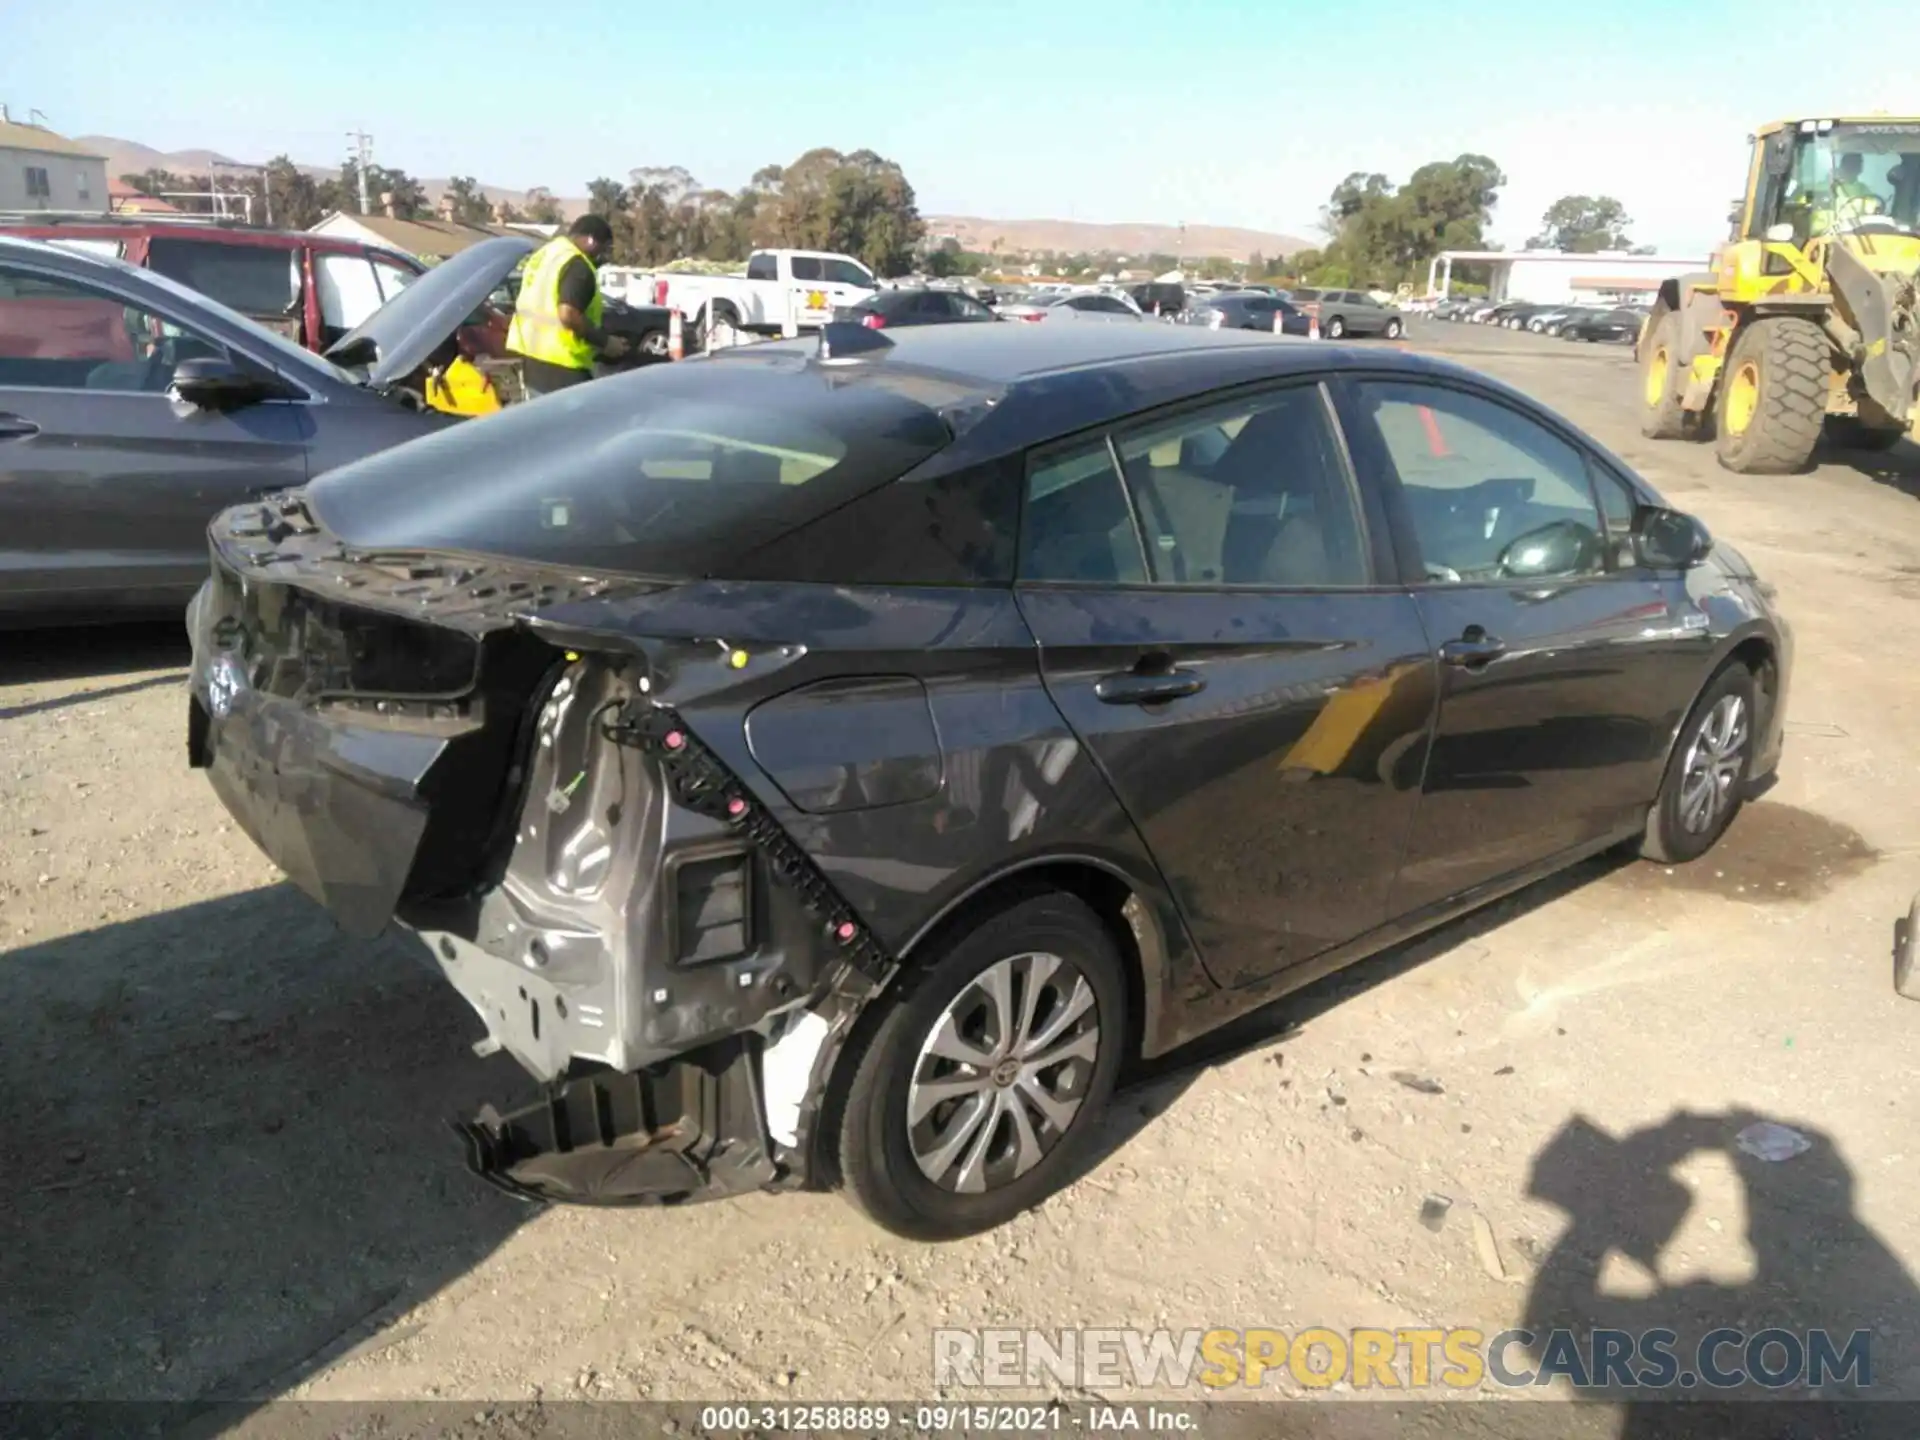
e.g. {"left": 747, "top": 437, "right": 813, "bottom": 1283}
{"left": 712, "top": 320, "right": 1472, "bottom": 464}
{"left": 0, "top": 216, "right": 405, "bottom": 257}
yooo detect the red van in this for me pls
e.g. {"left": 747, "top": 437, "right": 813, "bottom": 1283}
{"left": 0, "top": 215, "right": 426, "bottom": 353}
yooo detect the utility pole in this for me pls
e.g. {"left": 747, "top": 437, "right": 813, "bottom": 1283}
{"left": 346, "top": 129, "right": 374, "bottom": 213}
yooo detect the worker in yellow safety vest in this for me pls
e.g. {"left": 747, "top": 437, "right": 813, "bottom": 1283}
{"left": 1813, "top": 151, "right": 1886, "bottom": 235}
{"left": 505, "top": 214, "right": 628, "bottom": 396}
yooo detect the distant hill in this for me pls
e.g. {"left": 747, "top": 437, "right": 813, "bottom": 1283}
{"left": 75, "top": 137, "right": 1307, "bottom": 258}
{"left": 924, "top": 215, "right": 1311, "bottom": 263}
{"left": 76, "top": 136, "right": 586, "bottom": 219}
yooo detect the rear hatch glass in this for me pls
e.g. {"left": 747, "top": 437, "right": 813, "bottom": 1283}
{"left": 305, "top": 355, "right": 959, "bottom": 578}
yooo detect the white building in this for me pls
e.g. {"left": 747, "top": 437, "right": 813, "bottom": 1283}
{"left": 0, "top": 112, "right": 108, "bottom": 214}
{"left": 1425, "top": 249, "right": 1708, "bottom": 306}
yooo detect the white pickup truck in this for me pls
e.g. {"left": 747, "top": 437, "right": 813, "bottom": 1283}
{"left": 639, "top": 249, "right": 878, "bottom": 344}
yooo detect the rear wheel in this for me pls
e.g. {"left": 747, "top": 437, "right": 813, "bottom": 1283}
{"left": 1713, "top": 316, "right": 1829, "bottom": 474}
{"left": 1641, "top": 663, "right": 1756, "bottom": 864}
{"left": 834, "top": 892, "right": 1127, "bottom": 1240}
{"left": 1639, "top": 311, "right": 1690, "bottom": 439}
{"left": 1384, "top": 316, "right": 1403, "bottom": 339}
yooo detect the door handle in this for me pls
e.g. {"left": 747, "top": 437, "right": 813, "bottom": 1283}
{"left": 1094, "top": 668, "right": 1206, "bottom": 705}
{"left": 1440, "top": 627, "right": 1507, "bottom": 668}
{"left": 0, "top": 413, "right": 39, "bottom": 440}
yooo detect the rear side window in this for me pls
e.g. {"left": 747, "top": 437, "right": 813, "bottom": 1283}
{"left": 147, "top": 238, "right": 296, "bottom": 316}
{"left": 1112, "top": 385, "right": 1367, "bottom": 587}
{"left": 306, "top": 360, "right": 958, "bottom": 578}
{"left": 1021, "top": 442, "right": 1148, "bottom": 584}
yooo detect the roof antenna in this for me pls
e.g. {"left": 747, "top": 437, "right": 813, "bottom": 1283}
{"left": 817, "top": 320, "right": 894, "bottom": 361}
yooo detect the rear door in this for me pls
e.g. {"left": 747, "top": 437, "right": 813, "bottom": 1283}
{"left": 1339, "top": 376, "right": 1710, "bottom": 914}
{"left": 0, "top": 256, "right": 310, "bottom": 617}
{"left": 1015, "top": 380, "right": 1440, "bottom": 989}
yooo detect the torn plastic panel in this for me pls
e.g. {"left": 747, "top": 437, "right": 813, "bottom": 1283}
{"left": 457, "top": 1034, "right": 778, "bottom": 1206}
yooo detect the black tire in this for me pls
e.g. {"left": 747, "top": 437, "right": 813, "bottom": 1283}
{"left": 1713, "top": 316, "right": 1829, "bottom": 474}
{"left": 834, "top": 891, "right": 1128, "bottom": 1240}
{"left": 1639, "top": 311, "right": 1690, "bottom": 439}
{"left": 1641, "top": 663, "right": 1758, "bottom": 864}
{"left": 1325, "top": 315, "right": 1346, "bottom": 338}
{"left": 1825, "top": 415, "right": 1907, "bottom": 453}
{"left": 1384, "top": 317, "right": 1403, "bottom": 339}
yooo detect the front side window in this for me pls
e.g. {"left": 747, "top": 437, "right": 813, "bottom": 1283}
{"left": 0, "top": 262, "right": 228, "bottom": 392}
{"left": 147, "top": 239, "right": 298, "bottom": 317}
{"left": 371, "top": 256, "right": 417, "bottom": 302}
{"left": 823, "top": 257, "right": 874, "bottom": 287}
{"left": 1112, "top": 385, "right": 1367, "bottom": 587}
{"left": 789, "top": 255, "right": 824, "bottom": 282}
{"left": 315, "top": 253, "right": 383, "bottom": 332}
{"left": 1353, "top": 380, "right": 1606, "bottom": 584}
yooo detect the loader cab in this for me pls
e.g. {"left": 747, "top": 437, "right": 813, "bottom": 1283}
{"left": 1740, "top": 119, "right": 1920, "bottom": 252}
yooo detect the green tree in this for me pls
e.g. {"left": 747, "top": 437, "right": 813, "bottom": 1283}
{"left": 523, "top": 187, "right": 564, "bottom": 225}
{"left": 320, "top": 158, "right": 363, "bottom": 215}
{"left": 1528, "top": 194, "right": 1634, "bottom": 252}
{"left": 444, "top": 175, "right": 494, "bottom": 225}
{"left": 362, "top": 165, "right": 428, "bottom": 220}
{"left": 1314, "top": 154, "right": 1506, "bottom": 287}
{"left": 587, "top": 176, "right": 629, "bottom": 219}
{"left": 257, "top": 156, "right": 323, "bottom": 228}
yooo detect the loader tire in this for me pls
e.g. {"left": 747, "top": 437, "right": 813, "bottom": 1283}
{"left": 1639, "top": 311, "right": 1690, "bottom": 439}
{"left": 1713, "top": 316, "right": 1829, "bottom": 475}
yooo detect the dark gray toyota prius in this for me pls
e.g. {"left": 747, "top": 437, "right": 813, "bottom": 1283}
{"left": 187, "top": 321, "right": 1791, "bottom": 1239}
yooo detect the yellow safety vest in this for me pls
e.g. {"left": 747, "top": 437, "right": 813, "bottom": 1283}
{"left": 506, "top": 237, "right": 602, "bottom": 371}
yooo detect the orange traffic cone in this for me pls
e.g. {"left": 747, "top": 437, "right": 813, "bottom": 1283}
{"left": 1417, "top": 405, "right": 1450, "bottom": 457}
{"left": 1272, "top": 310, "right": 1285, "bottom": 335}
{"left": 1308, "top": 314, "right": 1321, "bottom": 341}
{"left": 668, "top": 309, "right": 684, "bottom": 362}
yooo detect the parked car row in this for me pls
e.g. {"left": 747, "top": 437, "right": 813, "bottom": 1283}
{"left": 1432, "top": 294, "right": 1648, "bottom": 343}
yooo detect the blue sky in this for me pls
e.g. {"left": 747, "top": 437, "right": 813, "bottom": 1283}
{"left": 6, "top": 0, "right": 1919, "bottom": 255}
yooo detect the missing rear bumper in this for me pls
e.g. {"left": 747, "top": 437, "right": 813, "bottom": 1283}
{"left": 454, "top": 1035, "right": 783, "bottom": 1205}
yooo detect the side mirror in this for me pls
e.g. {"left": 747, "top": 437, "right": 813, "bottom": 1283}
{"left": 1633, "top": 506, "right": 1714, "bottom": 568}
{"left": 1498, "top": 519, "right": 1604, "bottom": 578}
{"left": 169, "top": 356, "right": 284, "bottom": 410}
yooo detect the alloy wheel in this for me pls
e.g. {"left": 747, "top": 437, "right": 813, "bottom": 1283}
{"left": 907, "top": 951, "right": 1100, "bottom": 1194}
{"left": 1679, "top": 694, "right": 1747, "bottom": 834}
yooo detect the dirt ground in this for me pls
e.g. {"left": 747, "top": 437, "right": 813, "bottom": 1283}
{"left": 5, "top": 321, "right": 1920, "bottom": 1418}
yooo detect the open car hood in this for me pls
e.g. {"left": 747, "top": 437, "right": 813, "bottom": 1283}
{"left": 325, "top": 234, "right": 537, "bottom": 389}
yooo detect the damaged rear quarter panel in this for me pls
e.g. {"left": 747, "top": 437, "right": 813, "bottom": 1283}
{"left": 525, "top": 579, "right": 1212, "bottom": 1063}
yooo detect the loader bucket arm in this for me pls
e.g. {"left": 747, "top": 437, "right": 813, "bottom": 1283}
{"left": 1828, "top": 242, "right": 1920, "bottom": 423}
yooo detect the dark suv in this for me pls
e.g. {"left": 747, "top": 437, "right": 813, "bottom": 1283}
{"left": 0, "top": 215, "right": 424, "bottom": 352}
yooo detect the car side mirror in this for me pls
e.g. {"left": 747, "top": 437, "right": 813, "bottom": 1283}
{"left": 1633, "top": 506, "right": 1714, "bottom": 568}
{"left": 1498, "top": 519, "right": 1604, "bottom": 579}
{"left": 169, "top": 356, "right": 285, "bottom": 410}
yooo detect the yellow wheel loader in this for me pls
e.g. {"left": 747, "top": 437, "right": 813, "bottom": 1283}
{"left": 1638, "top": 117, "right": 1920, "bottom": 474}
